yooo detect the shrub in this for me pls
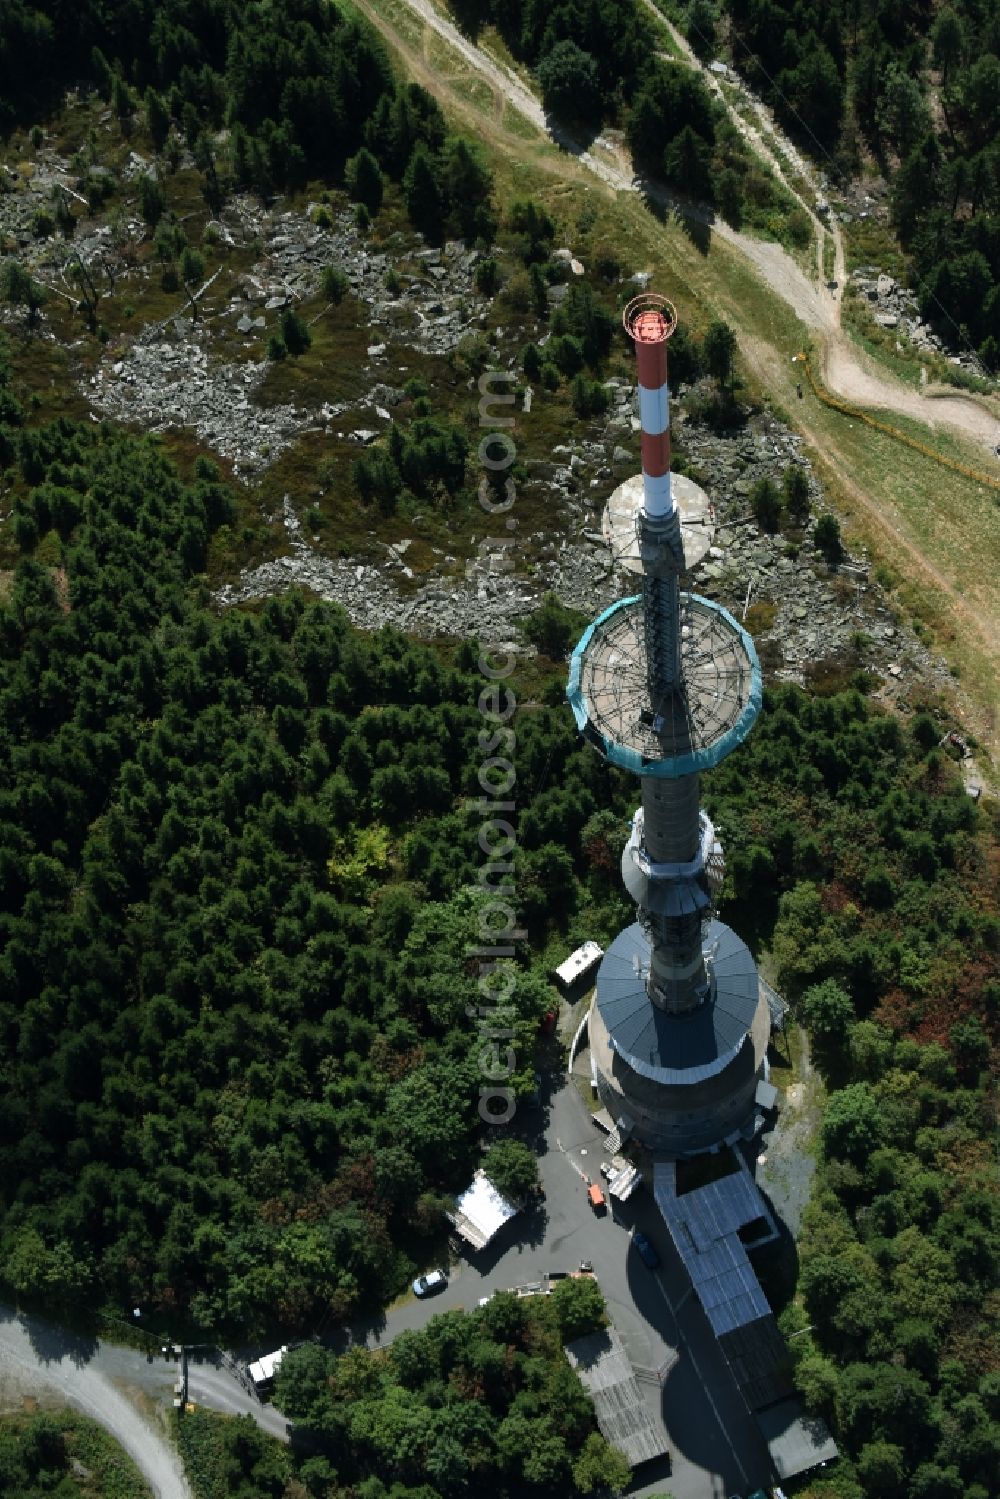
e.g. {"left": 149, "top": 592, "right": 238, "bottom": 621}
{"left": 714, "top": 166, "right": 744, "bottom": 227}
{"left": 483, "top": 1139, "right": 538, "bottom": 1202}
{"left": 571, "top": 374, "right": 609, "bottom": 418}
{"left": 137, "top": 173, "right": 165, "bottom": 229}
{"left": 345, "top": 146, "right": 384, "bottom": 215}
{"left": 687, "top": 0, "right": 718, "bottom": 59}
{"left": 507, "top": 199, "right": 555, "bottom": 264}
{"left": 550, "top": 1276, "right": 606, "bottom": 1341}
{"left": 267, "top": 333, "right": 287, "bottom": 361}
{"left": 787, "top": 207, "right": 812, "bottom": 248}
{"left": 537, "top": 39, "right": 601, "bottom": 122}
{"left": 814, "top": 513, "right": 843, "bottom": 566}
{"left": 783, "top": 464, "right": 811, "bottom": 525}
{"left": 475, "top": 257, "right": 500, "bottom": 295}
{"left": 280, "top": 307, "right": 311, "bottom": 355}
{"left": 593, "top": 244, "right": 622, "bottom": 281}
{"left": 521, "top": 593, "right": 587, "bottom": 657}
{"left": 550, "top": 333, "right": 585, "bottom": 376}
{"left": 751, "top": 476, "right": 782, "bottom": 531}
{"left": 321, "top": 266, "right": 349, "bottom": 304}
{"left": 179, "top": 246, "right": 204, "bottom": 286}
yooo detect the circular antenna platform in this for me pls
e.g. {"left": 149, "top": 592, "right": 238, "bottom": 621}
{"left": 623, "top": 292, "right": 677, "bottom": 344}
{"left": 603, "top": 473, "right": 714, "bottom": 575}
{"left": 569, "top": 594, "right": 761, "bottom": 778}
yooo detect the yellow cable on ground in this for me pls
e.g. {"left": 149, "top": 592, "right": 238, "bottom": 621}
{"left": 793, "top": 353, "right": 1000, "bottom": 493}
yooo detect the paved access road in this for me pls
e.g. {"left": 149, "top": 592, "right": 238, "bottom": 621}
{"left": 0, "top": 1303, "right": 192, "bottom": 1499}
{"left": 0, "top": 1075, "right": 772, "bottom": 1499}
{"left": 341, "top": 1073, "right": 774, "bottom": 1499}
{"left": 0, "top": 1301, "right": 289, "bottom": 1498}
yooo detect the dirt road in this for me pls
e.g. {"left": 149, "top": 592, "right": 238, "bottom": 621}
{"left": 0, "top": 1304, "right": 191, "bottom": 1499}
{"left": 379, "top": 0, "right": 999, "bottom": 455}
{"left": 822, "top": 339, "right": 1000, "bottom": 442}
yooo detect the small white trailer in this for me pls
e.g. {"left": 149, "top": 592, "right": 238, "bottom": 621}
{"left": 247, "top": 1345, "right": 288, "bottom": 1392}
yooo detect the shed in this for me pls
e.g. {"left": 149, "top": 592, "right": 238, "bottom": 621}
{"left": 566, "top": 1326, "right": 670, "bottom": 1468}
{"left": 448, "top": 1169, "right": 519, "bottom": 1251}
{"left": 755, "top": 1397, "right": 839, "bottom": 1480}
{"left": 554, "top": 940, "right": 603, "bottom": 992}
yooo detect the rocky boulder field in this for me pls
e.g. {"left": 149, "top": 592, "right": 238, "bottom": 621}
{"left": 0, "top": 139, "right": 959, "bottom": 716}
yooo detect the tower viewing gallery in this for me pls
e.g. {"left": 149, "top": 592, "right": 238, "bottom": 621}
{"left": 568, "top": 293, "right": 771, "bottom": 1158}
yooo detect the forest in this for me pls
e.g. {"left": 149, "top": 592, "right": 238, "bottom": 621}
{"left": 0, "top": 1409, "right": 151, "bottom": 1499}
{"left": 167, "top": 1282, "right": 624, "bottom": 1498}
{"left": 0, "top": 0, "right": 494, "bottom": 237}
{"left": 719, "top": 0, "right": 1000, "bottom": 362}
{"left": 267, "top": 1282, "right": 628, "bottom": 1496}
{"left": 448, "top": 0, "right": 802, "bottom": 241}
{"left": 447, "top": 0, "right": 1000, "bottom": 365}
{"left": 0, "top": 354, "right": 996, "bottom": 1489}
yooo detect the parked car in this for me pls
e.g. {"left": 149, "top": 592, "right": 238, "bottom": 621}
{"left": 631, "top": 1231, "right": 660, "bottom": 1269}
{"left": 412, "top": 1268, "right": 448, "bottom": 1297}
{"left": 587, "top": 1182, "right": 606, "bottom": 1213}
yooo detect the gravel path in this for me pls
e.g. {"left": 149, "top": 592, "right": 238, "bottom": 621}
{"left": 0, "top": 1305, "right": 191, "bottom": 1499}
{"left": 382, "top": 0, "right": 1000, "bottom": 455}
{"left": 755, "top": 1034, "right": 821, "bottom": 1239}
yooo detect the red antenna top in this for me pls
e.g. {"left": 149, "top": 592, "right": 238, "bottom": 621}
{"left": 623, "top": 292, "right": 677, "bottom": 344}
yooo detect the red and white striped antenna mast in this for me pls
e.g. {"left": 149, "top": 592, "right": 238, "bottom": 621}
{"left": 623, "top": 292, "right": 677, "bottom": 521}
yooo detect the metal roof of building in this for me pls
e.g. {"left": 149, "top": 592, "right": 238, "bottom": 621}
{"left": 595, "top": 920, "right": 758, "bottom": 1082}
{"left": 566, "top": 1326, "right": 670, "bottom": 1468}
{"left": 720, "top": 1318, "right": 793, "bottom": 1410}
{"left": 755, "top": 1078, "right": 779, "bottom": 1111}
{"left": 654, "top": 1162, "right": 775, "bottom": 1338}
{"left": 756, "top": 1398, "right": 839, "bottom": 1479}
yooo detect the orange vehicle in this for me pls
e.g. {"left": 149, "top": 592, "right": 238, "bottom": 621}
{"left": 587, "top": 1182, "right": 606, "bottom": 1213}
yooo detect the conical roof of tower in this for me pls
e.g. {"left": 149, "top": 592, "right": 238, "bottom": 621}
{"left": 595, "top": 921, "right": 759, "bottom": 1083}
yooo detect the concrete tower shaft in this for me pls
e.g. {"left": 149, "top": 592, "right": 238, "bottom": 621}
{"left": 567, "top": 288, "right": 766, "bottom": 1151}
{"left": 625, "top": 295, "right": 706, "bottom": 1011}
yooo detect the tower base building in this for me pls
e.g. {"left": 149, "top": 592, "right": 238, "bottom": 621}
{"left": 589, "top": 919, "right": 770, "bottom": 1155}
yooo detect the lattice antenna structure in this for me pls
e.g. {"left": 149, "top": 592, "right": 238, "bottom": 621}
{"left": 566, "top": 294, "right": 769, "bottom": 1156}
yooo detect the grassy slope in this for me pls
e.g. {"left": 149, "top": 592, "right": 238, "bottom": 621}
{"left": 357, "top": 0, "right": 1000, "bottom": 757}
